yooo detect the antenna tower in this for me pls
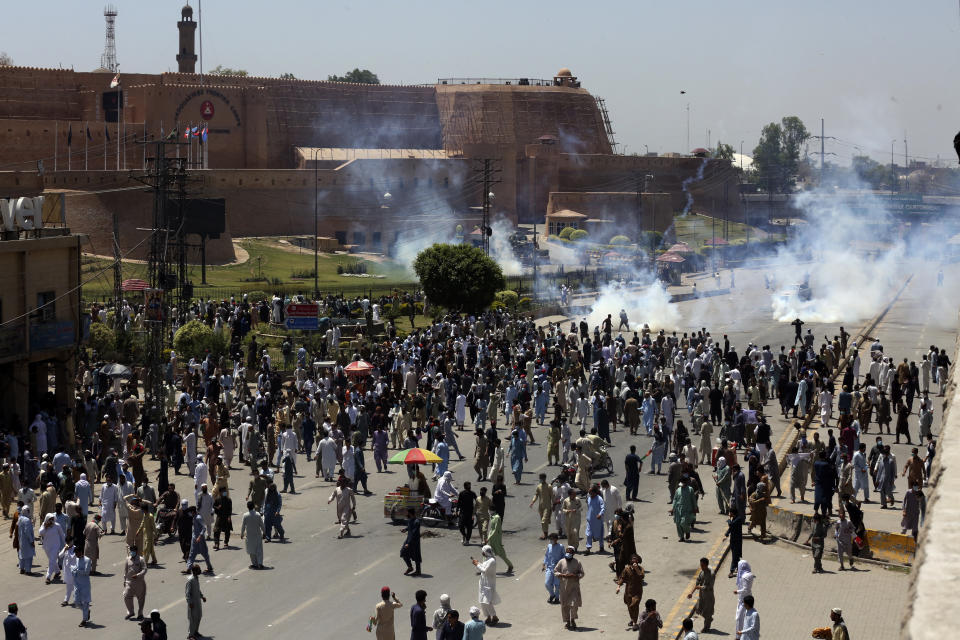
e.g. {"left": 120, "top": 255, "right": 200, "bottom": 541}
{"left": 101, "top": 5, "right": 118, "bottom": 72}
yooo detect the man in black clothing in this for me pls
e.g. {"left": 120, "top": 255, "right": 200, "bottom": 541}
{"left": 3, "top": 603, "right": 26, "bottom": 640}
{"left": 410, "top": 590, "right": 431, "bottom": 640}
{"left": 457, "top": 482, "right": 477, "bottom": 545}
{"left": 438, "top": 609, "right": 465, "bottom": 640}
{"left": 624, "top": 445, "right": 641, "bottom": 501}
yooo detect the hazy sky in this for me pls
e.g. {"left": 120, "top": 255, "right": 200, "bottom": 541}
{"left": 5, "top": 0, "right": 958, "bottom": 166}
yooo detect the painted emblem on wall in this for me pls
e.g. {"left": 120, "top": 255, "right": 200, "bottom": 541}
{"left": 200, "top": 100, "right": 215, "bottom": 120}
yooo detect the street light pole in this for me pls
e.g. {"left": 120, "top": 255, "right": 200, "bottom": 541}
{"left": 739, "top": 140, "right": 744, "bottom": 171}
{"left": 890, "top": 139, "right": 897, "bottom": 192}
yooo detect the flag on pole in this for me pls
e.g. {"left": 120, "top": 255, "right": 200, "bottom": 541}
{"left": 67, "top": 124, "right": 72, "bottom": 147}
{"left": 105, "top": 124, "right": 110, "bottom": 141}
{"left": 86, "top": 126, "right": 92, "bottom": 141}
{"left": 201, "top": 126, "right": 208, "bottom": 143}
{"left": 110, "top": 73, "right": 120, "bottom": 88}
{"left": 191, "top": 126, "right": 200, "bottom": 137}
{"left": 184, "top": 128, "right": 191, "bottom": 139}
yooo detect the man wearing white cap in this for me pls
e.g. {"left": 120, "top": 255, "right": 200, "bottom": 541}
{"left": 99, "top": 478, "right": 118, "bottom": 534}
{"left": 472, "top": 546, "right": 500, "bottom": 626}
{"left": 463, "top": 606, "right": 485, "bottom": 639}
{"left": 38, "top": 512, "right": 66, "bottom": 583}
{"left": 554, "top": 545, "right": 585, "bottom": 629}
{"left": 432, "top": 594, "right": 452, "bottom": 640}
{"left": 830, "top": 608, "right": 849, "bottom": 640}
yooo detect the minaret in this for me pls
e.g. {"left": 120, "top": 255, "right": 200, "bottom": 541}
{"left": 177, "top": 4, "right": 197, "bottom": 73}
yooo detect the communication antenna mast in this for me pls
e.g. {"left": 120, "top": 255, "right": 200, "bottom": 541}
{"left": 101, "top": 6, "right": 119, "bottom": 73}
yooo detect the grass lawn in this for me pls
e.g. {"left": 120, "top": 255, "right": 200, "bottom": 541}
{"left": 670, "top": 213, "right": 780, "bottom": 248}
{"left": 81, "top": 239, "right": 417, "bottom": 301}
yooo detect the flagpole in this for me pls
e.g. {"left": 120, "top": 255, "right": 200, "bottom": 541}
{"left": 104, "top": 122, "right": 107, "bottom": 171}
{"left": 84, "top": 122, "right": 88, "bottom": 171}
{"left": 55, "top": 121, "right": 58, "bottom": 172}
{"left": 176, "top": 121, "right": 180, "bottom": 160}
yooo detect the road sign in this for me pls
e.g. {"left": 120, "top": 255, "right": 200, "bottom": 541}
{"left": 284, "top": 303, "right": 319, "bottom": 330}
{"left": 284, "top": 316, "right": 319, "bottom": 331}
{"left": 285, "top": 303, "right": 318, "bottom": 317}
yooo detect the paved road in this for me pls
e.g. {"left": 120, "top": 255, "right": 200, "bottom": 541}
{"left": 5, "top": 262, "right": 957, "bottom": 639}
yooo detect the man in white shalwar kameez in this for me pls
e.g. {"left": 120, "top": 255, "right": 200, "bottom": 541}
{"left": 239, "top": 501, "right": 265, "bottom": 568}
{"left": 473, "top": 545, "right": 500, "bottom": 625}
{"left": 39, "top": 513, "right": 66, "bottom": 582}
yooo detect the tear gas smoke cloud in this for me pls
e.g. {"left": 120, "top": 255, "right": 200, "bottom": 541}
{"left": 391, "top": 213, "right": 523, "bottom": 277}
{"left": 583, "top": 269, "right": 680, "bottom": 332}
{"left": 767, "top": 186, "right": 954, "bottom": 325}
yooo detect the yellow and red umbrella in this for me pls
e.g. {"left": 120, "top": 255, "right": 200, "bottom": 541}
{"left": 388, "top": 448, "right": 442, "bottom": 465}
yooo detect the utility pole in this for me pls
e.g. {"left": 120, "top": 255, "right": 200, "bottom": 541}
{"left": 820, "top": 118, "right": 824, "bottom": 185}
{"left": 474, "top": 159, "right": 501, "bottom": 256}
{"left": 904, "top": 131, "right": 908, "bottom": 170}
{"left": 686, "top": 103, "right": 690, "bottom": 152}
{"left": 134, "top": 131, "right": 194, "bottom": 435}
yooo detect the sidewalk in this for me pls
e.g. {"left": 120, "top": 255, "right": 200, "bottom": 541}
{"left": 707, "top": 538, "right": 909, "bottom": 639}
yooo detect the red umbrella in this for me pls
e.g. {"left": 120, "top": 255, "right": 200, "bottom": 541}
{"left": 344, "top": 360, "right": 374, "bottom": 376}
{"left": 703, "top": 237, "right": 729, "bottom": 246}
{"left": 121, "top": 278, "right": 149, "bottom": 291}
{"left": 668, "top": 242, "right": 693, "bottom": 253}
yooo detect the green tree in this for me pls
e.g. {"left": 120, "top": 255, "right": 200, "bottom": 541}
{"left": 780, "top": 116, "right": 810, "bottom": 184}
{"left": 0, "top": 52, "right": 12, "bottom": 66}
{"left": 327, "top": 68, "right": 380, "bottom": 84}
{"left": 279, "top": 72, "right": 296, "bottom": 79}
{"left": 569, "top": 229, "right": 589, "bottom": 241}
{"left": 712, "top": 141, "right": 736, "bottom": 162}
{"left": 209, "top": 65, "right": 249, "bottom": 77}
{"left": 413, "top": 244, "right": 505, "bottom": 313}
{"left": 752, "top": 116, "right": 809, "bottom": 193}
{"left": 851, "top": 155, "right": 890, "bottom": 190}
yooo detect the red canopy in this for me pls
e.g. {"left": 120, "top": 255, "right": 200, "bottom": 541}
{"left": 121, "top": 278, "right": 149, "bottom": 291}
{"left": 344, "top": 360, "right": 374, "bottom": 376}
{"left": 668, "top": 242, "right": 693, "bottom": 253}
{"left": 703, "top": 237, "right": 729, "bottom": 246}
{"left": 656, "top": 251, "right": 685, "bottom": 263}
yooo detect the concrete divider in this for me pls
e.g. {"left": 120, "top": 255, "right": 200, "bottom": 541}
{"left": 770, "top": 503, "right": 916, "bottom": 564}
{"left": 767, "top": 505, "right": 804, "bottom": 541}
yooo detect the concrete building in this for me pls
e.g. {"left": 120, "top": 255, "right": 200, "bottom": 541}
{"left": 0, "top": 6, "right": 741, "bottom": 263}
{"left": 0, "top": 174, "right": 83, "bottom": 431}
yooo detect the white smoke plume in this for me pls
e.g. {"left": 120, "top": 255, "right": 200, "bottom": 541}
{"left": 584, "top": 270, "right": 680, "bottom": 331}
{"left": 767, "top": 186, "right": 951, "bottom": 325}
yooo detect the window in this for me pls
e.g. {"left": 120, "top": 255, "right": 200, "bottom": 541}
{"left": 37, "top": 291, "right": 55, "bottom": 321}
{"left": 353, "top": 231, "right": 365, "bottom": 245}
{"left": 334, "top": 231, "right": 347, "bottom": 245}
{"left": 372, "top": 232, "right": 382, "bottom": 247}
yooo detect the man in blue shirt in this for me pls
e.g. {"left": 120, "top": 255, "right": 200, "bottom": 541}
{"left": 543, "top": 532, "right": 565, "bottom": 603}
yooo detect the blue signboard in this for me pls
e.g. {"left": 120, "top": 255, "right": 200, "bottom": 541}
{"left": 284, "top": 317, "right": 319, "bottom": 331}
{"left": 30, "top": 321, "right": 75, "bottom": 351}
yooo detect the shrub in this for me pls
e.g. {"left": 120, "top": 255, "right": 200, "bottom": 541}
{"left": 246, "top": 290, "right": 268, "bottom": 303}
{"left": 548, "top": 234, "right": 560, "bottom": 241}
{"left": 494, "top": 290, "right": 519, "bottom": 309}
{"left": 609, "top": 235, "right": 630, "bottom": 246}
{"left": 569, "top": 229, "right": 589, "bottom": 242}
{"left": 490, "top": 300, "right": 506, "bottom": 311}
{"left": 518, "top": 296, "right": 532, "bottom": 310}
{"left": 88, "top": 322, "right": 115, "bottom": 357}
{"left": 558, "top": 227, "right": 575, "bottom": 240}
{"left": 173, "top": 320, "right": 226, "bottom": 361}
